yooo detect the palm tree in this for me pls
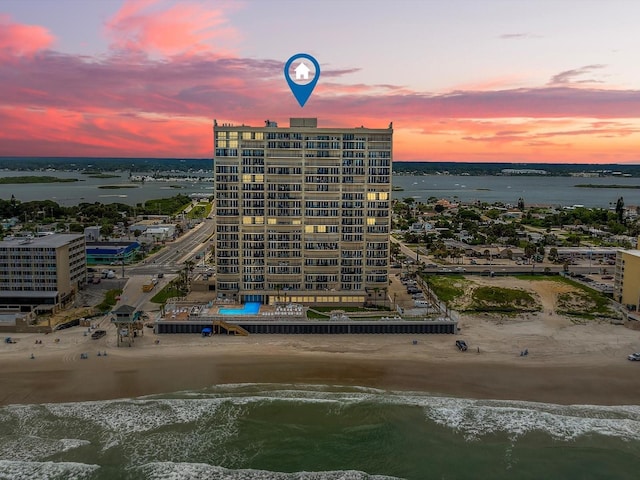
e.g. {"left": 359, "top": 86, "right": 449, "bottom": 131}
{"left": 179, "top": 260, "right": 195, "bottom": 295}
{"left": 275, "top": 284, "right": 283, "bottom": 305}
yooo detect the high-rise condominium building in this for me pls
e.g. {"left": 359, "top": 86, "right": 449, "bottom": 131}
{"left": 213, "top": 118, "right": 392, "bottom": 306}
{"left": 0, "top": 234, "right": 86, "bottom": 313}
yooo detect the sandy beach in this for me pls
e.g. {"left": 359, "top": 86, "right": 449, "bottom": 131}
{"left": 2, "top": 308, "right": 640, "bottom": 406}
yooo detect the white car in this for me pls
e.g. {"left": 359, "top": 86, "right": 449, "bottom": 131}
{"left": 628, "top": 352, "right": 640, "bottom": 361}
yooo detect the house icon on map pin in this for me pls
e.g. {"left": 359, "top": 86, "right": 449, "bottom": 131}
{"left": 294, "top": 61, "right": 311, "bottom": 80}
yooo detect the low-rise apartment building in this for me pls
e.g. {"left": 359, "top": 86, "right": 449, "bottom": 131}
{"left": 0, "top": 234, "right": 86, "bottom": 313}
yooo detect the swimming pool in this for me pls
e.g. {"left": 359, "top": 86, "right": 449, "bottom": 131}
{"left": 218, "top": 302, "right": 261, "bottom": 315}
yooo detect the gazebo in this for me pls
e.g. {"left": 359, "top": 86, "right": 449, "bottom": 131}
{"left": 111, "top": 304, "right": 143, "bottom": 346}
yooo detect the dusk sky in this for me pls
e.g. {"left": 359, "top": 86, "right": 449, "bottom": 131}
{"left": 1, "top": 0, "right": 640, "bottom": 163}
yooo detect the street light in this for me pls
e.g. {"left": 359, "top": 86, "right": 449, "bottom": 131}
{"left": 118, "top": 249, "right": 126, "bottom": 279}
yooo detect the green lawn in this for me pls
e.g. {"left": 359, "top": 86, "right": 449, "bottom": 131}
{"left": 150, "top": 282, "right": 184, "bottom": 304}
{"left": 423, "top": 275, "right": 468, "bottom": 303}
{"left": 469, "top": 286, "right": 538, "bottom": 313}
{"left": 96, "top": 289, "right": 122, "bottom": 312}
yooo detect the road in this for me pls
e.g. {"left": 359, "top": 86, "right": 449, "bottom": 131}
{"left": 128, "top": 219, "right": 214, "bottom": 276}
{"left": 108, "top": 218, "right": 214, "bottom": 313}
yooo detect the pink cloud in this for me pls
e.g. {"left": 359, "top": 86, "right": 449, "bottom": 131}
{"left": 0, "top": 106, "right": 212, "bottom": 157}
{"left": 0, "top": 14, "right": 55, "bottom": 59}
{"left": 548, "top": 64, "right": 607, "bottom": 86}
{"left": 105, "top": 0, "right": 239, "bottom": 57}
{"left": 0, "top": 7, "right": 639, "bottom": 164}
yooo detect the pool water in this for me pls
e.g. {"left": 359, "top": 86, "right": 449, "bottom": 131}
{"left": 218, "top": 302, "right": 261, "bottom": 315}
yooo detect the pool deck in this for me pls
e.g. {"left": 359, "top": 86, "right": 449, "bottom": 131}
{"left": 162, "top": 302, "right": 306, "bottom": 322}
{"left": 156, "top": 301, "right": 457, "bottom": 334}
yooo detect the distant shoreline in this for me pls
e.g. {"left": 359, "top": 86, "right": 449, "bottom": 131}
{"left": 1, "top": 157, "right": 640, "bottom": 178}
{"left": 0, "top": 175, "right": 79, "bottom": 184}
{"left": 575, "top": 184, "right": 640, "bottom": 189}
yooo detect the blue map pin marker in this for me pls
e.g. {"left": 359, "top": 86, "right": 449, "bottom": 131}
{"left": 284, "top": 53, "right": 320, "bottom": 107}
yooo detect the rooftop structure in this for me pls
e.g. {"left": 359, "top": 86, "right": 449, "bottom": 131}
{"left": 86, "top": 241, "right": 140, "bottom": 265}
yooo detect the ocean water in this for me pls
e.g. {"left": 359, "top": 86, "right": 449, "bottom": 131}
{"left": 391, "top": 174, "right": 640, "bottom": 207}
{"left": 2, "top": 170, "right": 640, "bottom": 208}
{"left": 1, "top": 384, "right": 639, "bottom": 480}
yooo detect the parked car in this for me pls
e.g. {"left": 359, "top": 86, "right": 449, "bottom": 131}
{"left": 628, "top": 352, "right": 640, "bottom": 361}
{"left": 455, "top": 340, "right": 468, "bottom": 351}
{"left": 157, "top": 273, "right": 164, "bottom": 278}
{"left": 91, "top": 330, "right": 106, "bottom": 340}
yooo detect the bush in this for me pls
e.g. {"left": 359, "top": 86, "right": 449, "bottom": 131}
{"left": 96, "top": 289, "right": 122, "bottom": 312}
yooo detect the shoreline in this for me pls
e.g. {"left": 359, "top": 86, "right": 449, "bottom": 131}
{"left": 1, "top": 326, "right": 639, "bottom": 407}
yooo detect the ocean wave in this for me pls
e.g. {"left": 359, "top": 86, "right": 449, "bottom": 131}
{"left": 44, "top": 398, "right": 236, "bottom": 452}
{"left": 162, "top": 384, "right": 640, "bottom": 443}
{"left": 44, "top": 398, "right": 224, "bottom": 433}
{"left": 0, "top": 435, "right": 90, "bottom": 462}
{"left": 4, "top": 384, "right": 640, "bottom": 454}
{"left": 417, "top": 396, "right": 640, "bottom": 441}
{"left": 136, "top": 462, "right": 403, "bottom": 480}
{"left": 0, "top": 460, "right": 99, "bottom": 480}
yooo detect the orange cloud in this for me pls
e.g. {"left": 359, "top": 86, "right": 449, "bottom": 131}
{"left": 395, "top": 118, "right": 640, "bottom": 163}
{"left": 0, "top": 106, "right": 211, "bottom": 157}
{"left": 1, "top": 5, "right": 639, "bottom": 165}
{"left": 105, "top": 0, "right": 239, "bottom": 57}
{"left": 0, "top": 14, "right": 54, "bottom": 59}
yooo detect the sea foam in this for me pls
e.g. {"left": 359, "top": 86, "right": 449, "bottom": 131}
{"left": 136, "top": 462, "right": 403, "bottom": 480}
{"left": 0, "top": 460, "right": 99, "bottom": 480}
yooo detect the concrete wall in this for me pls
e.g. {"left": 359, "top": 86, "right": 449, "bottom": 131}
{"left": 0, "top": 316, "right": 51, "bottom": 334}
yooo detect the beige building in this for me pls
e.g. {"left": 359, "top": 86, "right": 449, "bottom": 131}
{"left": 0, "top": 234, "right": 86, "bottom": 313}
{"left": 213, "top": 118, "right": 393, "bottom": 306}
{"left": 614, "top": 249, "right": 640, "bottom": 310}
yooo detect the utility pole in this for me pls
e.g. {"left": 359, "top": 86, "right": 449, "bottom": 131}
{"left": 119, "top": 250, "right": 125, "bottom": 279}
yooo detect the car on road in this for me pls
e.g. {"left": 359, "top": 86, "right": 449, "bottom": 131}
{"left": 455, "top": 340, "right": 468, "bottom": 351}
{"left": 91, "top": 330, "right": 106, "bottom": 340}
{"left": 157, "top": 273, "right": 164, "bottom": 278}
{"left": 628, "top": 352, "right": 640, "bottom": 361}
